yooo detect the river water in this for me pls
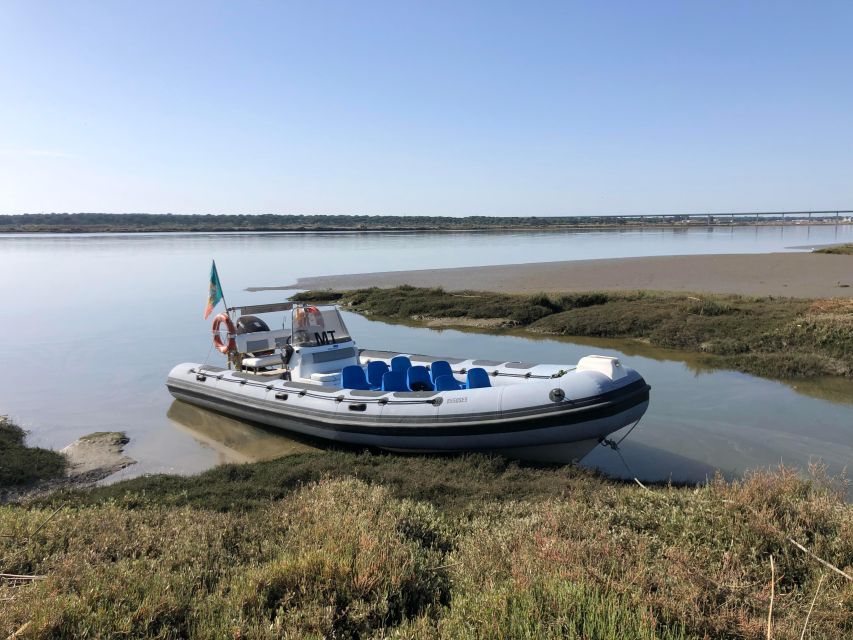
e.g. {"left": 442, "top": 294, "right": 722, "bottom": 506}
{"left": 1, "top": 225, "right": 851, "bottom": 485}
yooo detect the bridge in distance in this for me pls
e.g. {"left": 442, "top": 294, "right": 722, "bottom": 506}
{"left": 591, "top": 210, "right": 853, "bottom": 225}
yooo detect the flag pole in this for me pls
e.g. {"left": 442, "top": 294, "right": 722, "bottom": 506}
{"left": 220, "top": 286, "right": 230, "bottom": 317}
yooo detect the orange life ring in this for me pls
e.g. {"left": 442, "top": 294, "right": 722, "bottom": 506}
{"left": 212, "top": 312, "right": 237, "bottom": 354}
{"left": 294, "top": 305, "right": 324, "bottom": 329}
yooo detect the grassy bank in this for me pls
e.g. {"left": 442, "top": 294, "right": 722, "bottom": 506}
{"left": 293, "top": 287, "right": 853, "bottom": 379}
{"left": 2, "top": 449, "right": 851, "bottom": 639}
{"left": 0, "top": 416, "right": 66, "bottom": 491}
{"left": 815, "top": 243, "right": 853, "bottom": 255}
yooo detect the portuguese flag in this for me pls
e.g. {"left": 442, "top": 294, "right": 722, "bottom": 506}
{"left": 204, "top": 260, "right": 224, "bottom": 319}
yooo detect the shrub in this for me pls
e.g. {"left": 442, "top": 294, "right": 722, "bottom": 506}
{"left": 290, "top": 290, "right": 344, "bottom": 303}
{"left": 557, "top": 292, "right": 610, "bottom": 309}
{"left": 0, "top": 416, "right": 66, "bottom": 488}
{"left": 510, "top": 305, "right": 554, "bottom": 324}
{"left": 527, "top": 293, "right": 560, "bottom": 312}
{"left": 680, "top": 297, "right": 733, "bottom": 316}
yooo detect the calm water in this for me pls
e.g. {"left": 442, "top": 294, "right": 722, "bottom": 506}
{"left": 1, "top": 226, "right": 852, "bottom": 485}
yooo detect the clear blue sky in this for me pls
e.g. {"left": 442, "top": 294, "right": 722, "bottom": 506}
{"left": 1, "top": 1, "right": 851, "bottom": 216}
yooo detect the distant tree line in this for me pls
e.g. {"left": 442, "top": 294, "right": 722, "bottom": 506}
{"left": 1, "top": 212, "right": 846, "bottom": 233}
{"left": 0, "top": 212, "right": 638, "bottom": 233}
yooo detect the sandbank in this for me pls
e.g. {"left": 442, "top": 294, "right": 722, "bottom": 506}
{"left": 260, "top": 252, "right": 853, "bottom": 298}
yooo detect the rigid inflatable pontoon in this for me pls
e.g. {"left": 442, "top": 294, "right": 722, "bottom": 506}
{"left": 167, "top": 303, "right": 650, "bottom": 462}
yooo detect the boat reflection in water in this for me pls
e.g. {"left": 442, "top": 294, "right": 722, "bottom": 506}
{"left": 166, "top": 400, "right": 321, "bottom": 464}
{"left": 167, "top": 398, "right": 639, "bottom": 468}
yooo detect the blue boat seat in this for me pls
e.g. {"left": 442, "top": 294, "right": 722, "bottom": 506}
{"left": 466, "top": 367, "right": 492, "bottom": 389}
{"left": 429, "top": 360, "right": 453, "bottom": 385}
{"left": 381, "top": 370, "right": 408, "bottom": 392}
{"left": 342, "top": 365, "right": 370, "bottom": 390}
{"left": 366, "top": 360, "right": 389, "bottom": 389}
{"left": 407, "top": 365, "right": 434, "bottom": 391}
{"left": 390, "top": 355, "right": 412, "bottom": 373}
{"left": 434, "top": 374, "right": 463, "bottom": 391}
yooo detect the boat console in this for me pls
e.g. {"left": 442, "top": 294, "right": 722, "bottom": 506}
{"left": 228, "top": 303, "right": 358, "bottom": 385}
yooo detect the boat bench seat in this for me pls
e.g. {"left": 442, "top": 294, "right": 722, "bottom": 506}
{"left": 242, "top": 353, "right": 285, "bottom": 368}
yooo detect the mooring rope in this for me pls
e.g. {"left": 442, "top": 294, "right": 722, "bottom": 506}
{"left": 198, "top": 340, "right": 216, "bottom": 372}
{"left": 600, "top": 416, "right": 643, "bottom": 451}
{"left": 614, "top": 415, "right": 643, "bottom": 448}
{"left": 599, "top": 417, "right": 651, "bottom": 490}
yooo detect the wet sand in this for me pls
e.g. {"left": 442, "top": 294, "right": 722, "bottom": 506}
{"left": 272, "top": 252, "right": 853, "bottom": 297}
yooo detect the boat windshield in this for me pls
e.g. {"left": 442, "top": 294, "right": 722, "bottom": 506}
{"left": 290, "top": 305, "right": 352, "bottom": 347}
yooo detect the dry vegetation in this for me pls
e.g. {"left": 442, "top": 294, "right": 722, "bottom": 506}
{"left": 1, "top": 449, "right": 851, "bottom": 639}
{"left": 292, "top": 287, "right": 853, "bottom": 379}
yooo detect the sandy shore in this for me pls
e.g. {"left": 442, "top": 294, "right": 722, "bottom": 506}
{"left": 269, "top": 252, "right": 853, "bottom": 297}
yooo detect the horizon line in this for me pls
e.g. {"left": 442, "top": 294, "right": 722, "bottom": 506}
{"left": 2, "top": 209, "right": 853, "bottom": 219}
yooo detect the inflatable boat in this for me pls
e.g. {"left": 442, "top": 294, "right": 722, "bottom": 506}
{"left": 167, "top": 302, "right": 650, "bottom": 462}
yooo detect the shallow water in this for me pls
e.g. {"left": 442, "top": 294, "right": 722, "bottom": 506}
{"left": 1, "top": 227, "right": 851, "bottom": 485}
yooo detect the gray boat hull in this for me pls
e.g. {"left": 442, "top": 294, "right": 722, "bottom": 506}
{"left": 167, "top": 362, "right": 649, "bottom": 461}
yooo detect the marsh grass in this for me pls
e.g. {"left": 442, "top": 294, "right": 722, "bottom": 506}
{"left": 0, "top": 416, "right": 66, "bottom": 489}
{"left": 814, "top": 244, "right": 853, "bottom": 255}
{"left": 2, "top": 454, "right": 851, "bottom": 639}
{"left": 34, "top": 450, "right": 608, "bottom": 513}
{"left": 294, "top": 287, "right": 853, "bottom": 378}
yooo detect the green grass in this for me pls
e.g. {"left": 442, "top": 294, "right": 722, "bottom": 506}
{"left": 2, "top": 453, "right": 851, "bottom": 639}
{"left": 293, "top": 287, "right": 853, "bottom": 378}
{"left": 0, "top": 416, "right": 66, "bottom": 489}
{"left": 815, "top": 243, "right": 853, "bottom": 255}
